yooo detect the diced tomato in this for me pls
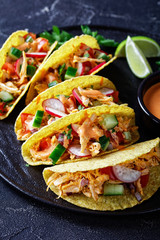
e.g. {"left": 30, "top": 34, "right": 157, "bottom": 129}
{"left": 36, "top": 37, "right": 49, "bottom": 52}
{"left": 116, "top": 131, "right": 124, "bottom": 144}
{"left": 24, "top": 32, "right": 36, "bottom": 40}
{"left": 99, "top": 166, "right": 117, "bottom": 180}
{"left": 105, "top": 130, "right": 111, "bottom": 138}
{"left": 2, "top": 62, "right": 15, "bottom": 74}
{"left": 79, "top": 43, "right": 94, "bottom": 58}
{"left": 39, "top": 137, "right": 51, "bottom": 151}
{"left": 0, "top": 102, "right": 5, "bottom": 115}
{"left": 79, "top": 43, "right": 89, "bottom": 51}
{"left": 21, "top": 113, "right": 34, "bottom": 127}
{"left": 83, "top": 61, "right": 92, "bottom": 74}
{"left": 140, "top": 174, "right": 149, "bottom": 188}
{"left": 112, "top": 91, "right": 119, "bottom": 103}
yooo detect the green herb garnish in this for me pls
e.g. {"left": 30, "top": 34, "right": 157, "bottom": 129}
{"left": 78, "top": 105, "right": 85, "bottom": 110}
{"left": 48, "top": 81, "right": 58, "bottom": 88}
{"left": 59, "top": 63, "right": 66, "bottom": 75}
{"left": 84, "top": 53, "right": 90, "bottom": 58}
{"left": 156, "top": 61, "right": 160, "bottom": 69}
{"left": 66, "top": 129, "right": 72, "bottom": 139}
{"left": 81, "top": 25, "right": 119, "bottom": 47}
{"left": 40, "top": 25, "right": 73, "bottom": 49}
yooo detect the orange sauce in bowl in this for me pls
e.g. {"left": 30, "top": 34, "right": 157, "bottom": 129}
{"left": 143, "top": 82, "right": 160, "bottom": 119}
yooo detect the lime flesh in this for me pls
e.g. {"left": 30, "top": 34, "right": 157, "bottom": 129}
{"left": 115, "top": 36, "right": 160, "bottom": 57}
{"left": 125, "top": 36, "right": 153, "bottom": 78}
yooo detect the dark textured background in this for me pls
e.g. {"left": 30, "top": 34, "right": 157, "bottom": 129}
{"left": 0, "top": 0, "right": 160, "bottom": 239}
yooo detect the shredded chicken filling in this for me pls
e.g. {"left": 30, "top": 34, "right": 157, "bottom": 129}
{"left": 0, "top": 34, "right": 51, "bottom": 115}
{"left": 18, "top": 86, "right": 117, "bottom": 139}
{"left": 29, "top": 114, "right": 137, "bottom": 162}
{"left": 34, "top": 43, "right": 112, "bottom": 95}
{"left": 46, "top": 148, "right": 160, "bottom": 201}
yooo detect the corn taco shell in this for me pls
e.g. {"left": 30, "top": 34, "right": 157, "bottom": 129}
{"left": 43, "top": 138, "right": 160, "bottom": 211}
{"left": 21, "top": 104, "right": 139, "bottom": 166}
{"left": 0, "top": 31, "right": 57, "bottom": 120}
{"left": 25, "top": 34, "right": 117, "bottom": 105}
{"left": 0, "top": 31, "right": 28, "bottom": 119}
{"left": 15, "top": 75, "right": 118, "bottom": 140}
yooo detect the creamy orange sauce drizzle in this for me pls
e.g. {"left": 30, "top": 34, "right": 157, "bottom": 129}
{"left": 143, "top": 82, "right": 160, "bottom": 119}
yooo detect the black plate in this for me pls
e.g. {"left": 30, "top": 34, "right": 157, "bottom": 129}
{"left": 0, "top": 25, "right": 160, "bottom": 216}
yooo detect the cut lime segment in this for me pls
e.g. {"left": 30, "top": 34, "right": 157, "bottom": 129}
{"left": 115, "top": 36, "right": 160, "bottom": 57}
{"left": 125, "top": 36, "right": 153, "bottom": 78}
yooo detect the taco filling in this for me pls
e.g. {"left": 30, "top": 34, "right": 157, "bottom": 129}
{"left": 29, "top": 112, "right": 138, "bottom": 164}
{"left": 0, "top": 32, "right": 54, "bottom": 117}
{"left": 45, "top": 146, "right": 160, "bottom": 202}
{"left": 33, "top": 43, "right": 112, "bottom": 95}
{"left": 17, "top": 86, "right": 119, "bottom": 140}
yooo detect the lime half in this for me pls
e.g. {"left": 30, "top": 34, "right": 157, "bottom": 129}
{"left": 125, "top": 36, "right": 153, "bottom": 78}
{"left": 115, "top": 36, "right": 160, "bottom": 57}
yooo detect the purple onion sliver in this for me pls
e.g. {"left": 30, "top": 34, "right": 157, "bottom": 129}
{"left": 30, "top": 128, "right": 38, "bottom": 134}
{"left": 129, "top": 183, "right": 136, "bottom": 190}
{"left": 135, "top": 192, "right": 142, "bottom": 202}
{"left": 107, "top": 143, "right": 113, "bottom": 151}
{"left": 58, "top": 133, "right": 64, "bottom": 143}
{"left": 81, "top": 178, "right": 89, "bottom": 187}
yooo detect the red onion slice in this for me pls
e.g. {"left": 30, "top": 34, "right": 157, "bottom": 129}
{"left": 77, "top": 62, "right": 85, "bottom": 76}
{"left": 42, "top": 98, "right": 65, "bottom": 112}
{"left": 112, "top": 165, "right": 141, "bottom": 183}
{"left": 26, "top": 52, "right": 47, "bottom": 58}
{"left": 88, "top": 62, "right": 106, "bottom": 74}
{"left": 45, "top": 107, "right": 67, "bottom": 118}
{"left": 14, "top": 57, "right": 23, "bottom": 77}
{"left": 71, "top": 123, "right": 80, "bottom": 134}
{"left": 99, "top": 87, "right": 114, "bottom": 96}
{"left": 72, "top": 88, "right": 85, "bottom": 107}
{"left": 68, "top": 144, "right": 91, "bottom": 157}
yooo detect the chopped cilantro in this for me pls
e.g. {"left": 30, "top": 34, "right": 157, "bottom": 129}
{"left": 25, "top": 164, "right": 29, "bottom": 167}
{"left": 81, "top": 25, "right": 119, "bottom": 47}
{"left": 59, "top": 63, "right": 66, "bottom": 75}
{"left": 48, "top": 81, "right": 58, "bottom": 88}
{"left": 66, "top": 129, "right": 72, "bottom": 139}
{"left": 156, "top": 61, "right": 160, "bottom": 69}
{"left": 67, "top": 124, "right": 72, "bottom": 129}
{"left": 39, "top": 26, "right": 73, "bottom": 49}
{"left": 55, "top": 94, "right": 69, "bottom": 99}
{"left": 78, "top": 105, "right": 84, "bottom": 110}
{"left": 62, "top": 127, "right": 72, "bottom": 139}
{"left": 39, "top": 25, "right": 118, "bottom": 52}
{"left": 84, "top": 53, "right": 90, "bottom": 58}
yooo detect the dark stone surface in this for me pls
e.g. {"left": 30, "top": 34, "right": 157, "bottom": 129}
{"left": 0, "top": 0, "right": 160, "bottom": 239}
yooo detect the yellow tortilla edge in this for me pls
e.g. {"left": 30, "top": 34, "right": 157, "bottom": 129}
{"left": 0, "top": 30, "right": 28, "bottom": 119}
{"left": 43, "top": 138, "right": 160, "bottom": 211}
{"left": 15, "top": 75, "right": 117, "bottom": 138}
{"left": 44, "top": 165, "right": 160, "bottom": 211}
{"left": 25, "top": 34, "right": 116, "bottom": 105}
{"left": 21, "top": 104, "right": 139, "bottom": 166}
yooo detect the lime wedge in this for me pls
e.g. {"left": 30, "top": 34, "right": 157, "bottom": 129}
{"left": 115, "top": 36, "right": 160, "bottom": 57}
{"left": 125, "top": 36, "right": 153, "bottom": 78}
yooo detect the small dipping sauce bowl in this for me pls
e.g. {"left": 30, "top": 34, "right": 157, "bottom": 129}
{"left": 137, "top": 71, "right": 160, "bottom": 137}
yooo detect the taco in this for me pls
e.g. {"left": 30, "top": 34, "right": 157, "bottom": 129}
{"left": 43, "top": 138, "right": 160, "bottom": 211}
{"left": 25, "top": 34, "right": 117, "bottom": 105}
{"left": 0, "top": 30, "right": 57, "bottom": 119}
{"left": 15, "top": 75, "right": 119, "bottom": 140}
{"left": 21, "top": 104, "right": 139, "bottom": 166}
